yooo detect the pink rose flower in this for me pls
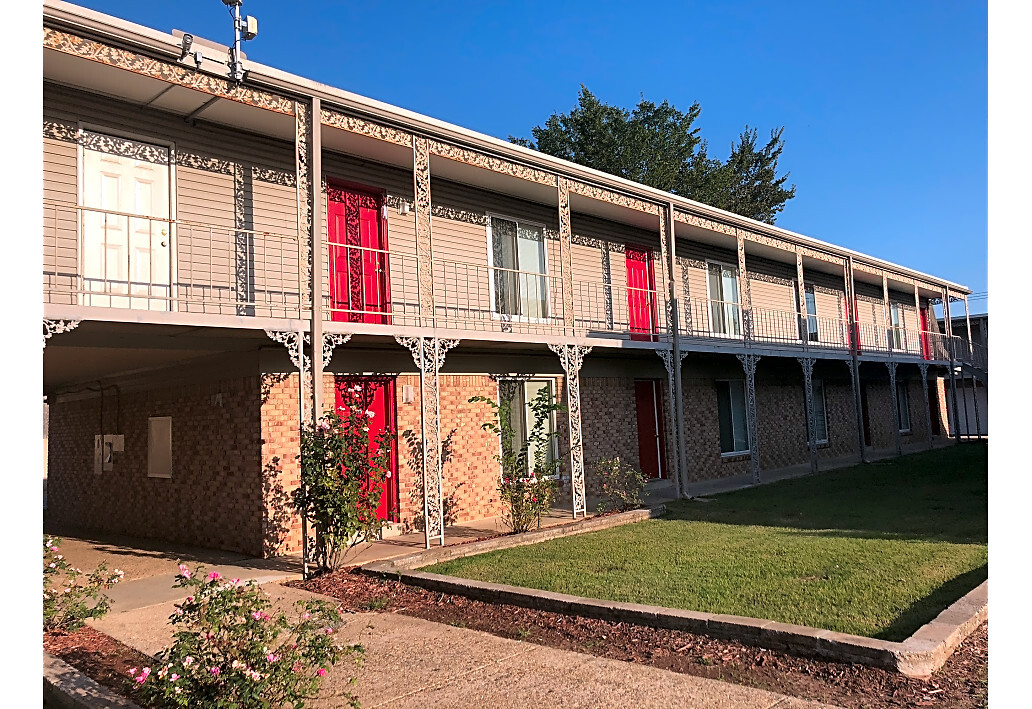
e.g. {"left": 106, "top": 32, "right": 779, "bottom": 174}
{"left": 178, "top": 564, "right": 191, "bottom": 579}
{"left": 207, "top": 571, "right": 221, "bottom": 581}
{"left": 209, "top": 666, "right": 220, "bottom": 677}
{"left": 317, "top": 668, "right": 327, "bottom": 677}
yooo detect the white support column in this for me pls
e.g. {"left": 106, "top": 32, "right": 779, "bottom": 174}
{"left": 943, "top": 288, "right": 962, "bottom": 442}
{"left": 736, "top": 231, "right": 753, "bottom": 341}
{"left": 657, "top": 349, "right": 689, "bottom": 498}
{"left": 396, "top": 336, "right": 459, "bottom": 548}
{"left": 795, "top": 248, "right": 807, "bottom": 349}
{"left": 882, "top": 273, "right": 891, "bottom": 354}
{"left": 309, "top": 98, "right": 325, "bottom": 420}
{"left": 558, "top": 177, "right": 575, "bottom": 332}
{"left": 736, "top": 353, "right": 761, "bottom": 484}
{"left": 797, "top": 357, "right": 818, "bottom": 475}
{"left": 549, "top": 343, "right": 592, "bottom": 517}
{"left": 412, "top": 136, "right": 435, "bottom": 327}
{"left": 886, "top": 361, "right": 902, "bottom": 457}
{"left": 918, "top": 362, "right": 933, "bottom": 450}
{"left": 845, "top": 358, "right": 866, "bottom": 464}
{"left": 844, "top": 258, "right": 866, "bottom": 463}
{"left": 43, "top": 319, "right": 81, "bottom": 349}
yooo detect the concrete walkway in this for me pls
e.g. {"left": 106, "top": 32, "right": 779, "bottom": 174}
{"left": 48, "top": 531, "right": 841, "bottom": 708}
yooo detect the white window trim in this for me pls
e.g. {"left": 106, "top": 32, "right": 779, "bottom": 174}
{"left": 486, "top": 213, "right": 552, "bottom": 324}
{"left": 716, "top": 378, "right": 751, "bottom": 456}
{"left": 76, "top": 123, "right": 179, "bottom": 311}
{"left": 804, "top": 286, "right": 820, "bottom": 343}
{"left": 494, "top": 377, "right": 561, "bottom": 480}
{"left": 704, "top": 259, "right": 744, "bottom": 340}
{"left": 813, "top": 377, "right": 829, "bottom": 445}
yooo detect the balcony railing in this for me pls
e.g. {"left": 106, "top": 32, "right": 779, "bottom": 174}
{"left": 42, "top": 204, "right": 960, "bottom": 360}
{"left": 44, "top": 202, "right": 303, "bottom": 319}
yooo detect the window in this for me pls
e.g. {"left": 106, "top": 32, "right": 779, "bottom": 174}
{"left": 812, "top": 378, "right": 829, "bottom": 444}
{"left": 489, "top": 216, "right": 548, "bottom": 319}
{"left": 889, "top": 303, "right": 903, "bottom": 349}
{"left": 804, "top": 288, "right": 819, "bottom": 342}
{"left": 706, "top": 262, "right": 742, "bottom": 336}
{"left": 896, "top": 381, "right": 911, "bottom": 433}
{"left": 148, "top": 416, "right": 172, "bottom": 478}
{"left": 716, "top": 380, "right": 749, "bottom": 454}
{"left": 500, "top": 379, "right": 558, "bottom": 477}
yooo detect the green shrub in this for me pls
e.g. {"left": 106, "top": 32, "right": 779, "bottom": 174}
{"left": 594, "top": 457, "right": 647, "bottom": 514}
{"left": 43, "top": 536, "right": 123, "bottom": 633}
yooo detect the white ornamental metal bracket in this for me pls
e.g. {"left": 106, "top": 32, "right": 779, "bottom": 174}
{"left": 43, "top": 319, "right": 80, "bottom": 349}
{"left": 736, "top": 353, "right": 762, "bottom": 484}
{"left": 549, "top": 343, "right": 592, "bottom": 518}
{"left": 797, "top": 356, "right": 818, "bottom": 475}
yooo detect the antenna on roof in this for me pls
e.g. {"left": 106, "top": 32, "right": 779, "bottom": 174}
{"left": 222, "top": 0, "right": 258, "bottom": 83}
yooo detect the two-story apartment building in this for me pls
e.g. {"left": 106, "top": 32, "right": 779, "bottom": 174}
{"left": 42, "top": 1, "right": 981, "bottom": 557}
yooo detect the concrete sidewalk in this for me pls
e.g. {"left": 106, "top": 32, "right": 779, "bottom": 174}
{"left": 47, "top": 518, "right": 849, "bottom": 708}
{"left": 89, "top": 579, "right": 840, "bottom": 709}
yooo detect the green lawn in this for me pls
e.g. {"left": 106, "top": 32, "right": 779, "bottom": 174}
{"left": 426, "top": 444, "right": 988, "bottom": 640}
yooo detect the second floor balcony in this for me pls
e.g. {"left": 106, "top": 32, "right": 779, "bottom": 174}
{"left": 43, "top": 202, "right": 965, "bottom": 364}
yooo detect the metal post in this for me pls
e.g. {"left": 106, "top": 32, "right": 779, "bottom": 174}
{"left": 412, "top": 136, "right": 435, "bottom": 327}
{"left": 845, "top": 257, "right": 867, "bottom": 463}
{"left": 971, "top": 375, "right": 982, "bottom": 439}
{"left": 736, "top": 230, "right": 753, "bottom": 342}
{"left": 798, "top": 357, "right": 818, "bottom": 475}
{"left": 549, "top": 344, "right": 592, "bottom": 517}
{"left": 736, "top": 353, "right": 761, "bottom": 484}
{"left": 558, "top": 177, "right": 574, "bottom": 332}
{"left": 310, "top": 98, "right": 324, "bottom": 420}
{"left": 918, "top": 363, "right": 933, "bottom": 450}
{"left": 964, "top": 295, "right": 973, "bottom": 363}
{"left": 396, "top": 336, "right": 459, "bottom": 547}
{"left": 796, "top": 248, "right": 807, "bottom": 349}
{"left": 667, "top": 202, "right": 688, "bottom": 498}
{"left": 943, "top": 288, "right": 961, "bottom": 442}
{"left": 887, "top": 362, "right": 902, "bottom": 457}
{"left": 882, "top": 273, "right": 891, "bottom": 354}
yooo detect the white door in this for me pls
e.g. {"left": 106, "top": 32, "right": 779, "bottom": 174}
{"left": 81, "top": 132, "right": 172, "bottom": 310}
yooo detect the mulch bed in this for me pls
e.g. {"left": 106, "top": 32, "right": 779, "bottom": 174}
{"left": 292, "top": 569, "right": 988, "bottom": 709}
{"left": 44, "top": 626, "right": 152, "bottom": 703}
{"left": 42, "top": 570, "right": 988, "bottom": 709}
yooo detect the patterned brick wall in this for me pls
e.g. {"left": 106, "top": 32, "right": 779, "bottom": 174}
{"left": 755, "top": 374, "right": 809, "bottom": 471}
{"left": 681, "top": 375, "right": 752, "bottom": 482}
{"left": 48, "top": 376, "right": 266, "bottom": 556}
{"left": 818, "top": 380, "right": 861, "bottom": 462}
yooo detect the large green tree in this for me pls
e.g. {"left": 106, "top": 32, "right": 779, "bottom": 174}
{"left": 510, "top": 86, "right": 796, "bottom": 225}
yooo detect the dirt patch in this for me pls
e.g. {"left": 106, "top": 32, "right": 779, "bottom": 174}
{"left": 293, "top": 569, "right": 988, "bottom": 709}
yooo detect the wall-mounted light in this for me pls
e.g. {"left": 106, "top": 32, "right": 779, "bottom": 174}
{"left": 402, "top": 384, "right": 414, "bottom": 403}
{"left": 398, "top": 200, "right": 412, "bottom": 216}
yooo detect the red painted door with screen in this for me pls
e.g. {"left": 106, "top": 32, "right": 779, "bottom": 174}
{"left": 334, "top": 376, "right": 398, "bottom": 521}
{"left": 634, "top": 380, "right": 666, "bottom": 479}
{"left": 626, "top": 246, "right": 657, "bottom": 341}
{"left": 327, "top": 184, "right": 390, "bottom": 324}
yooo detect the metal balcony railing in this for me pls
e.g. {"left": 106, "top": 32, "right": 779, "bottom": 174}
{"left": 317, "top": 241, "right": 420, "bottom": 326}
{"left": 573, "top": 280, "right": 668, "bottom": 340}
{"left": 44, "top": 202, "right": 303, "bottom": 318}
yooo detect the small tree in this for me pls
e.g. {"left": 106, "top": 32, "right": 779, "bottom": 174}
{"left": 293, "top": 392, "right": 393, "bottom": 572}
{"left": 470, "top": 385, "right": 565, "bottom": 533}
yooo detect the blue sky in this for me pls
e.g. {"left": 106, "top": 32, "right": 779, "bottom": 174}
{"left": 71, "top": 0, "right": 987, "bottom": 313}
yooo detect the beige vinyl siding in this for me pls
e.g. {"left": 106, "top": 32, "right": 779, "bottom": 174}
{"left": 316, "top": 152, "right": 420, "bottom": 322}
{"left": 43, "top": 133, "right": 79, "bottom": 302}
{"left": 429, "top": 179, "right": 561, "bottom": 329}
{"left": 889, "top": 289, "right": 921, "bottom": 355}
{"left": 803, "top": 270, "right": 849, "bottom": 348}
{"left": 675, "top": 240, "right": 738, "bottom": 336}
{"left": 570, "top": 213, "right": 666, "bottom": 334}
{"left": 745, "top": 255, "right": 799, "bottom": 344}
{"left": 853, "top": 281, "right": 885, "bottom": 350}
{"left": 44, "top": 82, "right": 301, "bottom": 317}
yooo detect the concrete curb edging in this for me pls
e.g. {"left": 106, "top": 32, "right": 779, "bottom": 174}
{"left": 361, "top": 507, "right": 986, "bottom": 678}
{"left": 44, "top": 652, "right": 144, "bottom": 709}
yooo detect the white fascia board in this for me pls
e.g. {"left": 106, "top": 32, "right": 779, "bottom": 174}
{"left": 43, "top": 0, "right": 971, "bottom": 294}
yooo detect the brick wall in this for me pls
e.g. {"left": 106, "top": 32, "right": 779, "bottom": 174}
{"left": 48, "top": 375, "right": 266, "bottom": 556}
{"left": 818, "top": 380, "right": 861, "bottom": 462}
{"left": 581, "top": 376, "right": 643, "bottom": 497}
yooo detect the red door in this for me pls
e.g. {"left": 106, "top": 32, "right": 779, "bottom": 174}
{"left": 334, "top": 376, "right": 398, "bottom": 521}
{"left": 626, "top": 246, "right": 658, "bottom": 341}
{"left": 327, "top": 184, "right": 390, "bottom": 324}
{"left": 920, "top": 308, "right": 931, "bottom": 360}
{"left": 634, "top": 380, "right": 666, "bottom": 479}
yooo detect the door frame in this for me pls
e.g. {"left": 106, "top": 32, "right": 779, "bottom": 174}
{"left": 77, "top": 123, "right": 178, "bottom": 310}
{"left": 325, "top": 177, "right": 391, "bottom": 324}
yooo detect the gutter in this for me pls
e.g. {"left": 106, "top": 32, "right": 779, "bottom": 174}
{"left": 42, "top": 0, "right": 972, "bottom": 294}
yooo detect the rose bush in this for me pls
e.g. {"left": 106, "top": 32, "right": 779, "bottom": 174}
{"left": 43, "top": 536, "right": 123, "bottom": 633}
{"left": 133, "top": 564, "right": 362, "bottom": 709}
{"left": 594, "top": 457, "right": 647, "bottom": 514}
